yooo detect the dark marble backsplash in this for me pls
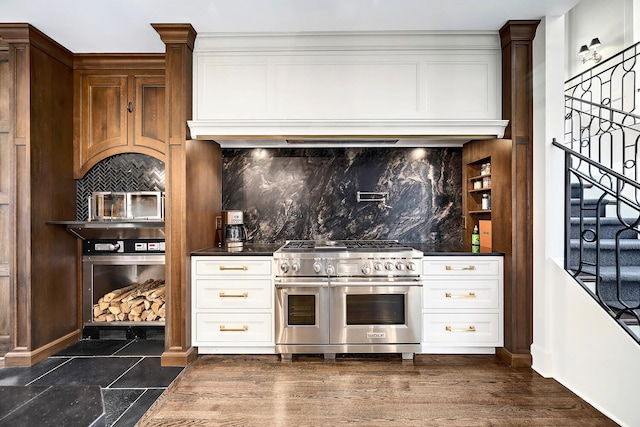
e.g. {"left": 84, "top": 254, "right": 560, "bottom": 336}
{"left": 222, "top": 147, "right": 463, "bottom": 247}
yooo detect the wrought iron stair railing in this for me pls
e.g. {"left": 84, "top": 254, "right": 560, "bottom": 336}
{"left": 557, "top": 42, "right": 640, "bottom": 342}
{"left": 553, "top": 140, "right": 640, "bottom": 343}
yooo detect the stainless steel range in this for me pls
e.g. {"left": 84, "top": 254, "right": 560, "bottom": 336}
{"left": 273, "top": 240, "right": 423, "bottom": 360}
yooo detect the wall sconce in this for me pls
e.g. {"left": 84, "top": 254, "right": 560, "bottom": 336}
{"left": 579, "top": 38, "right": 603, "bottom": 64}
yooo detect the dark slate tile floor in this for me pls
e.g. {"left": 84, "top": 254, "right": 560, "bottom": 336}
{"left": 0, "top": 339, "right": 183, "bottom": 427}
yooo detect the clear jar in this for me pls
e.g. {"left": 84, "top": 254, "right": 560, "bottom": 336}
{"left": 482, "top": 193, "right": 491, "bottom": 210}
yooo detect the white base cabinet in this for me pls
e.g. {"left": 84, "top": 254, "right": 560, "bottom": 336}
{"left": 192, "top": 256, "right": 275, "bottom": 354}
{"left": 421, "top": 255, "right": 504, "bottom": 354}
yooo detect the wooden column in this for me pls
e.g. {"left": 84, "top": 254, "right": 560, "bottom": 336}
{"left": 153, "top": 24, "right": 222, "bottom": 366}
{"left": 497, "top": 20, "right": 539, "bottom": 367}
{"left": 0, "top": 24, "right": 78, "bottom": 366}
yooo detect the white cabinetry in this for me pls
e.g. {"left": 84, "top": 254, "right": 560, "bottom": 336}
{"left": 192, "top": 256, "right": 275, "bottom": 354}
{"left": 421, "top": 256, "right": 503, "bottom": 354}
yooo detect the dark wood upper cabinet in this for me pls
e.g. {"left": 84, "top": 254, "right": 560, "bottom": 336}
{"left": 73, "top": 55, "right": 166, "bottom": 178}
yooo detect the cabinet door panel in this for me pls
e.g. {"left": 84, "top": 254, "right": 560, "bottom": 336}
{"left": 82, "top": 75, "right": 128, "bottom": 159}
{"left": 422, "top": 313, "right": 501, "bottom": 345}
{"left": 195, "top": 278, "right": 272, "bottom": 309}
{"left": 423, "top": 279, "right": 499, "bottom": 309}
{"left": 134, "top": 75, "right": 166, "bottom": 153}
{"left": 195, "top": 312, "right": 273, "bottom": 344}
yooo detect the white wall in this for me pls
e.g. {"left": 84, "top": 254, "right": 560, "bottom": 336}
{"left": 547, "top": 259, "right": 640, "bottom": 427}
{"left": 564, "top": 0, "right": 632, "bottom": 79}
{"left": 531, "top": 15, "right": 566, "bottom": 377}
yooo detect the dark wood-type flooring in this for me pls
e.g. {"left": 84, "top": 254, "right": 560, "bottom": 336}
{"left": 137, "top": 354, "right": 618, "bottom": 426}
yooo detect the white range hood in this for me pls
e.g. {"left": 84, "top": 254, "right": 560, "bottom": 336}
{"left": 187, "top": 119, "right": 509, "bottom": 148}
{"left": 188, "top": 31, "right": 508, "bottom": 148}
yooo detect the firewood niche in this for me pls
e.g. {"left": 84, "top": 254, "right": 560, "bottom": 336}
{"left": 93, "top": 278, "right": 166, "bottom": 322}
{"left": 46, "top": 220, "right": 166, "bottom": 328}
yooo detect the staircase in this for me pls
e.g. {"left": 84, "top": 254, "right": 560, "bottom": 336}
{"left": 556, "top": 41, "right": 640, "bottom": 343}
{"left": 568, "top": 183, "right": 640, "bottom": 334}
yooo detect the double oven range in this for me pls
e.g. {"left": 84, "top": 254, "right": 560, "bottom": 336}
{"left": 274, "top": 240, "right": 423, "bottom": 360}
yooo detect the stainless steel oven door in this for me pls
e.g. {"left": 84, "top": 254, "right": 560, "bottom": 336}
{"left": 329, "top": 277, "right": 422, "bottom": 345}
{"left": 275, "top": 277, "right": 330, "bottom": 345}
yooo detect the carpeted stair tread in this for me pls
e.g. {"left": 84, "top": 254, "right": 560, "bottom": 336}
{"left": 570, "top": 217, "right": 640, "bottom": 239}
{"left": 578, "top": 265, "right": 640, "bottom": 308}
{"left": 579, "top": 265, "right": 640, "bottom": 281}
{"left": 570, "top": 198, "right": 610, "bottom": 217}
{"left": 569, "top": 238, "right": 640, "bottom": 267}
{"left": 569, "top": 238, "right": 640, "bottom": 250}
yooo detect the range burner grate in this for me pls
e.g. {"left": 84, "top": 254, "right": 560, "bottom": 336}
{"left": 280, "top": 240, "right": 410, "bottom": 251}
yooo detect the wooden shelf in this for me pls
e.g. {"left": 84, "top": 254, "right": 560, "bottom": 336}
{"left": 469, "top": 187, "right": 492, "bottom": 194}
{"left": 469, "top": 173, "right": 492, "bottom": 182}
{"left": 469, "top": 210, "right": 492, "bottom": 215}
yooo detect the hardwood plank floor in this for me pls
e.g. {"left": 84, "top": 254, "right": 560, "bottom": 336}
{"left": 137, "top": 354, "right": 618, "bottom": 426}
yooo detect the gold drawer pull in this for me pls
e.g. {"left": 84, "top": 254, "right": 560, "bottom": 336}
{"left": 219, "top": 292, "right": 249, "bottom": 298}
{"left": 445, "top": 325, "right": 476, "bottom": 333}
{"left": 445, "top": 292, "right": 476, "bottom": 299}
{"left": 220, "top": 325, "right": 249, "bottom": 332}
{"left": 445, "top": 265, "right": 476, "bottom": 271}
{"left": 219, "top": 265, "right": 248, "bottom": 271}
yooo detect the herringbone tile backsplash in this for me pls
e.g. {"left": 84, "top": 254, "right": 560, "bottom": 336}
{"left": 76, "top": 153, "right": 165, "bottom": 220}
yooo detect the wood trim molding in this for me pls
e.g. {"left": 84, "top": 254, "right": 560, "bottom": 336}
{"left": 73, "top": 54, "right": 165, "bottom": 70}
{"left": 0, "top": 23, "right": 73, "bottom": 68}
{"left": 152, "top": 24, "right": 197, "bottom": 50}
{"left": 161, "top": 346, "right": 197, "bottom": 367}
{"left": 3, "top": 329, "right": 81, "bottom": 367}
{"left": 496, "top": 346, "right": 533, "bottom": 368}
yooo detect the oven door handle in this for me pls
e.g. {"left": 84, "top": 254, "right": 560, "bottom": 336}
{"left": 329, "top": 279, "right": 422, "bottom": 287}
{"left": 274, "top": 279, "right": 329, "bottom": 288}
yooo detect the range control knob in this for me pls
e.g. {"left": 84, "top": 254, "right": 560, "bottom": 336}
{"left": 407, "top": 261, "right": 416, "bottom": 271}
{"left": 312, "top": 262, "right": 322, "bottom": 274}
{"left": 325, "top": 264, "right": 335, "bottom": 276}
{"left": 280, "top": 263, "right": 290, "bottom": 274}
{"left": 395, "top": 262, "right": 405, "bottom": 271}
{"left": 374, "top": 262, "right": 384, "bottom": 271}
{"left": 385, "top": 262, "right": 394, "bottom": 271}
{"left": 362, "top": 263, "right": 372, "bottom": 275}
{"left": 292, "top": 262, "right": 301, "bottom": 273}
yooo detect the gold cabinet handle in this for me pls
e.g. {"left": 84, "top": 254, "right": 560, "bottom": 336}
{"left": 445, "top": 292, "right": 476, "bottom": 298}
{"left": 445, "top": 265, "right": 476, "bottom": 271}
{"left": 445, "top": 325, "right": 476, "bottom": 332}
{"left": 220, "top": 325, "right": 249, "bottom": 332}
{"left": 219, "top": 291, "right": 249, "bottom": 298}
{"left": 219, "top": 265, "right": 248, "bottom": 271}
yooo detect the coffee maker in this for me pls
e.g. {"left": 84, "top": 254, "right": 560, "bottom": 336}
{"left": 223, "top": 210, "right": 248, "bottom": 250}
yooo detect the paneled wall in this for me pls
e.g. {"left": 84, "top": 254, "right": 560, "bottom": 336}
{"left": 222, "top": 147, "right": 463, "bottom": 246}
{"left": 0, "top": 48, "right": 9, "bottom": 336}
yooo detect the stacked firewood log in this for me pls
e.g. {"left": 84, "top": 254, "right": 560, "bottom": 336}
{"left": 93, "top": 278, "right": 166, "bottom": 322}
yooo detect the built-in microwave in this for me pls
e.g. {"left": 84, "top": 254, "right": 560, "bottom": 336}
{"left": 89, "top": 191, "right": 164, "bottom": 221}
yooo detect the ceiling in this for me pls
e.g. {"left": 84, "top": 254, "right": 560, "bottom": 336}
{"left": 0, "top": 0, "right": 581, "bottom": 53}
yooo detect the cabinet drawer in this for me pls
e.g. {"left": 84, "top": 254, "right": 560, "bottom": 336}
{"left": 195, "top": 313, "right": 273, "bottom": 344}
{"left": 195, "top": 279, "right": 272, "bottom": 310}
{"left": 195, "top": 258, "right": 272, "bottom": 276}
{"left": 423, "top": 279, "right": 499, "bottom": 309}
{"left": 422, "top": 257, "right": 500, "bottom": 277}
{"left": 422, "top": 313, "right": 501, "bottom": 345}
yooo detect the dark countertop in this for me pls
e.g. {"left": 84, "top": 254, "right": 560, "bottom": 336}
{"left": 191, "top": 243, "right": 283, "bottom": 256}
{"left": 191, "top": 242, "right": 504, "bottom": 257}
{"left": 408, "top": 242, "right": 505, "bottom": 256}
